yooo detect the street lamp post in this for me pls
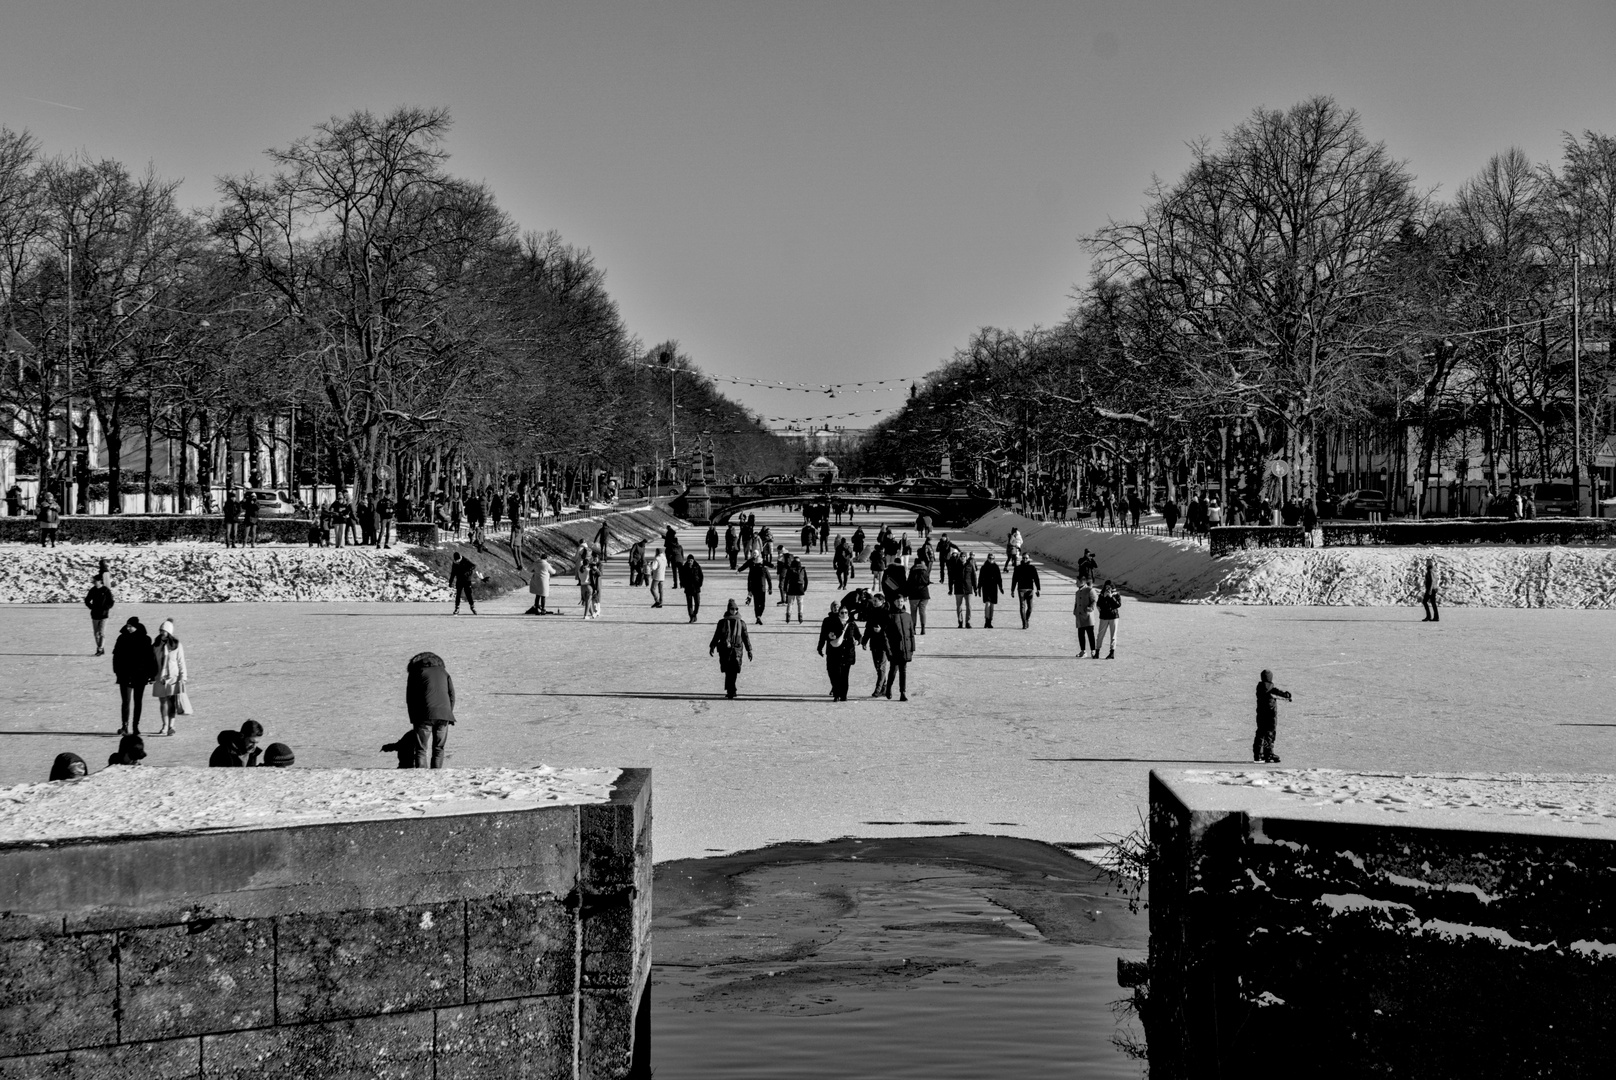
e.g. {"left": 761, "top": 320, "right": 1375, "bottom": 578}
{"left": 658, "top": 350, "right": 676, "bottom": 482}
{"left": 1572, "top": 227, "right": 1584, "bottom": 515}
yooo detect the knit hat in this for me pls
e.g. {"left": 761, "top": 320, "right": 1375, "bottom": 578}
{"left": 263, "top": 743, "right": 295, "bottom": 767}
{"left": 725, "top": 599, "right": 738, "bottom": 615}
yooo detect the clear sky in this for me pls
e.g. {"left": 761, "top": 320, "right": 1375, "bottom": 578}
{"left": 4, "top": 1, "right": 1614, "bottom": 424}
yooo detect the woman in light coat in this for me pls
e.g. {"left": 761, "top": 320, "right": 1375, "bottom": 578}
{"left": 527, "top": 554, "right": 553, "bottom": 615}
{"left": 151, "top": 619, "right": 188, "bottom": 736}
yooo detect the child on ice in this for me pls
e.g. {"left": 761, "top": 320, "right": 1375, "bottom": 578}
{"left": 1254, "top": 669, "right": 1292, "bottom": 763}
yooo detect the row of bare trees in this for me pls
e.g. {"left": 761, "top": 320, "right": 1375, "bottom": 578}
{"left": 0, "top": 108, "right": 794, "bottom": 513}
{"left": 859, "top": 97, "right": 1616, "bottom": 514}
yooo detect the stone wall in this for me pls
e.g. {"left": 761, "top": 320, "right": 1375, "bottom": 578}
{"left": 1146, "top": 768, "right": 1616, "bottom": 1078}
{"left": 0, "top": 769, "right": 651, "bottom": 1079}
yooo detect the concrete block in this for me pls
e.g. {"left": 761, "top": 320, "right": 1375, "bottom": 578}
{"left": 119, "top": 919, "right": 274, "bottom": 1041}
{"left": 435, "top": 996, "right": 573, "bottom": 1080}
{"left": 0, "top": 1037, "right": 200, "bottom": 1079}
{"left": 201, "top": 1012, "right": 432, "bottom": 1080}
{"left": 0, "top": 934, "right": 117, "bottom": 1057}
{"left": 276, "top": 904, "right": 463, "bottom": 1024}
{"left": 581, "top": 894, "right": 635, "bottom": 990}
{"left": 579, "top": 771, "right": 650, "bottom": 893}
{"left": 465, "top": 895, "right": 574, "bottom": 1001}
{"left": 579, "top": 990, "right": 635, "bottom": 1080}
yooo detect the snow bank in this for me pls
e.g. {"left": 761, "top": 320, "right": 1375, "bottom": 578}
{"left": 0, "top": 765, "right": 623, "bottom": 843}
{"left": 0, "top": 543, "right": 451, "bottom": 603}
{"left": 967, "top": 510, "right": 1616, "bottom": 607}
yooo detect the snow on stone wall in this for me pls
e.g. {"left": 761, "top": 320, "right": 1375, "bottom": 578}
{"left": 969, "top": 510, "right": 1616, "bottom": 607}
{"left": 0, "top": 543, "right": 450, "bottom": 603}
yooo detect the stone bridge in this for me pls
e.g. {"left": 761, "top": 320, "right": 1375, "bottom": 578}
{"left": 671, "top": 481, "right": 998, "bottom": 527}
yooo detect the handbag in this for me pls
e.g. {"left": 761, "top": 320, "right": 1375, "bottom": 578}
{"left": 176, "top": 682, "right": 194, "bottom": 716}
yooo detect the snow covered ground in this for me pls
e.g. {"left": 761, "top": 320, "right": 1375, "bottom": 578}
{"left": 0, "top": 542, "right": 450, "bottom": 603}
{"left": 0, "top": 764, "right": 620, "bottom": 843}
{"left": 972, "top": 510, "right": 1616, "bottom": 607}
{"left": 2, "top": 509, "right": 1613, "bottom": 862}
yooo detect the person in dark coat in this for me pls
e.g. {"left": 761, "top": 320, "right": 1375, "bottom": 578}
{"left": 905, "top": 562, "right": 931, "bottom": 635}
{"left": 935, "top": 534, "right": 954, "bottom": 585}
{"left": 111, "top": 616, "right": 157, "bottom": 735}
{"left": 379, "top": 732, "right": 415, "bottom": 768}
{"left": 952, "top": 551, "right": 977, "bottom": 628}
{"left": 743, "top": 557, "right": 773, "bottom": 624}
{"left": 883, "top": 596, "right": 916, "bottom": 701}
{"left": 1301, "top": 499, "right": 1319, "bottom": 532}
{"left": 1011, "top": 556, "right": 1042, "bottom": 629}
{"left": 85, "top": 573, "right": 114, "bottom": 655}
{"left": 1421, "top": 557, "right": 1441, "bottom": 623}
{"left": 978, "top": 554, "right": 1004, "bottom": 629}
{"left": 107, "top": 733, "right": 145, "bottom": 767}
{"left": 709, "top": 599, "right": 754, "bottom": 699}
{"left": 682, "top": 554, "right": 705, "bottom": 623}
{"left": 49, "top": 752, "right": 88, "bottom": 781}
{"left": 210, "top": 729, "right": 245, "bottom": 767}
{"left": 1095, "top": 581, "right": 1121, "bottom": 659}
{"left": 666, "top": 536, "right": 684, "bottom": 590}
{"left": 800, "top": 521, "right": 816, "bottom": 553}
{"left": 817, "top": 602, "right": 862, "bottom": 701}
{"left": 725, "top": 524, "right": 740, "bottom": 570}
{"left": 861, "top": 594, "right": 891, "bottom": 696}
{"left": 406, "top": 652, "right": 456, "bottom": 768}
{"left": 1163, "top": 498, "right": 1180, "bottom": 536}
{"left": 1253, "top": 668, "right": 1292, "bottom": 763}
{"left": 879, "top": 560, "right": 907, "bottom": 605}
{"left": 783, "top": 554, "right": 809, "bottom": 623}
{"left": 222, "top": 490, "right": 241, "bottom": 548}
{"left": 449, "top": 551, "right": 481, "bottom": 615}
{"left": 705, "top": 525, "right": 720, "bottom": 560}
{"left": 833, "top": 540, "right": 853, "bottom": 590}
{"left": 851, "top": 526, "right": 866, "bottom": 561}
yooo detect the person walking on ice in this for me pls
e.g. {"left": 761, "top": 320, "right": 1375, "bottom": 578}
{"left": 1095, "top": 580, "right": 1121, "bottom": 659}
{"left": 85, "top": 573, "right": 114, "bottom": 655}
{"left": 709, "top": 599, "right": 754, "bottom": 699}
{"left": 1074, "top": 578, "right": 1098, "bottom": 658}
{"left": 1253, "top": 668, "right": 1293, "bottom": 763}
{"left": 450, "top": 551, "right": 483, "bottom": 615}
{"left": 1011, "top": 554, "right": 1041, "bottom": 629}
{"left": 1421, "top": 557, "right": 1441, "bottom": 622}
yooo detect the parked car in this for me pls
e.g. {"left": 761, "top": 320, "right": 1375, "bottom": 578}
{"left": 243, "top": 489, "right": 299, "bottom": 517}
{"left": 1336, "top": 489, "right": 1388, "bottom": 519}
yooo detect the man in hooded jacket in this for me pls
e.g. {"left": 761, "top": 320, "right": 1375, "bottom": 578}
{"left": 682, "top": 554, "right": 705, "bottom": 623}
{"left": 743, "top": 556, "right": 773, "bottom": 624}
{"left": 406, "top": 652, "right": 456, "bottom": 768}
{"left": 708, "top": 599, "right": 754, "bottom": 699}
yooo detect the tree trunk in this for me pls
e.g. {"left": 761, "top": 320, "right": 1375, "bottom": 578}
{"left": 196, "top": 411, "right": 214, "bottom": 512}
{"left": 177, "top": 410, "right": 191, "bottom": 514}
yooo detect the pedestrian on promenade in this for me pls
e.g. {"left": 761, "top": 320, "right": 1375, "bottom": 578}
{"left": 242, "top": 491, "right": 264, "bottom": 547}
{"left": 377, "top": 492, "right": 396, "bottom": 548}
{"left": 222, "top": 490, "right": 240, "bottom": 548}
{"left": 667, "top": 534, "right": 684, "bottom": 590}
{"left": 879, "top": 557, "right": 907, "bottom": 606}
{"left": 1421, "top": 558, "right": 1441, "bottom": 623}
{"left": 935, "top": 534, "right": 953, "bottom": 585}
{"left": 336, "top": 494, "right": 354, "bottom": 547}
{"left": 833, "top": 539, "right": 853, "bottom": 589}
{"left": 860, "top": 594, "right": 890, "bottom": 695}
{"left": 49, "top": 752, "right": 88, "bottom": 781}
{"left": 628, "top": 540, "right": 646, "bottom": 587}
{"left": 978, "top": 554, "right": 1004, "bottom": 629}
{"left": 818, "top": 518, "right": 831, "bottom": 554}
{"left": 1095, "top": 581, "right": 1121, "bottom": 660}
{"left": 151, "top": 619, "right": 188, "bottom": 737}
{"left": 1005, "top": 527, "right": 1023, "bottom": 567}
{"left": 107, "top": 733, "right": 146, "bottom": 767}
{"left": 1253, "top": 668, "right": 1292, "bottom": 763}
{"left": 405, "top": 652, "right": 456, "bottom": 768}
{"left": 112, "top": 617, "right": 155, "bottom": 735}
{"left": 1077, "top": 549, "right": 1097, "bottom": 584}
{"left": 594, "top": 518, "right": 610, "bottom": 566}
{"left": 725, "top": 524, "right": 739, "bottom": 570}
{"left": 783, "top": 553, "right": 809, "bottom": 623}
{"left": 450, "top": 551, "right": 481, "bottom": 615}
{"left": 953, "top": 551, "right": 978, "bottom": 628}
{"left": 818, "top": 601, "right": 861, "bottom": 701}
{"left": 884, "top": 595, "right": 916, "bottom": 701}
{"left": 1302, "top": 498, "right": 1319, "bottom": 533}
{"left": 915, "top": 538, "right": 934, "bottom": 581}
{"left": 682, "top": 553, "right": 705, "bottom": 623}
{"left": 851, "top": 525, "right": 866, "bottom": 564}
{"left": 487, "top": 489, "right": 502, "bottom": 532}
{"left": 1163, "top": 497, "right": 1180, "bottom": 536}
{"left": 1128, "top": 490, "right": 1143, "bottom": 529}
{"left": 527, "top": 553, "right": 553, "bottom": 615}
{"left": 5, "top": 482, "right": 20, "bottom": 517}
{"left": 357, "top": 495, "right": 376, "bottom": 547}
{"left": 448, "top": 496, "right": 461, "bottom": 538}
{"left": 508, "top": 494, "right": 526, "bottom": 571}
{"left": 744, "top": 555, "right": 773, "bottom": 624}
{"left": 1074, "top": 578, "right": 1099, "bottom": 658}
{"left": 586, "top": 556, "right": 603, "bottom": 619}
{"left": 1011, "top": 556, "right": 1041, "bottom": 629}
{"left": 709, "top": 599, "right": 753, "bottom": 699}
{"left": 906, "top": 560, "right": 931, "bottom": 635}
{"left": 85, "top": 573, "right": 114, "bottom": 655}
{"left": 706, "top": 524, "right": 720, "bottom": 560}
{"left": 801, "top": 521, "right": 816, "bottom": 554}
{"left": 648, "top": 547, "right": 666, "bottom": 608}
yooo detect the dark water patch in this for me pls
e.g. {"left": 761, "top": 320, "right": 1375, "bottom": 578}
{"left": 653, "top": 834, "right": 1148, "bottom": 1077}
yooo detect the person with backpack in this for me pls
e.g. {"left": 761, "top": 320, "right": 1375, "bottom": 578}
{"left": 817, "top": 601, "right": 862, "bottom": 701}
{"left": 978, "top": 553, "right": 1004, "bottom": 629}
{"left": 1095, "top": 580, "right": 1121, "bottom": 659}
{"left": 84, "top": 573, "right": 114, "bottom": 655}
{"left": 784, "top": 553, "right": 809, "bottom": 623}
{"left": 708, "top": 599, "right": 754, "bottom": 699}
{"left": 1011, "top": 556, "right": 1042, "bottom": 629}
{"left": 682, "top": 553, "right": 706, "bottom": 623}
